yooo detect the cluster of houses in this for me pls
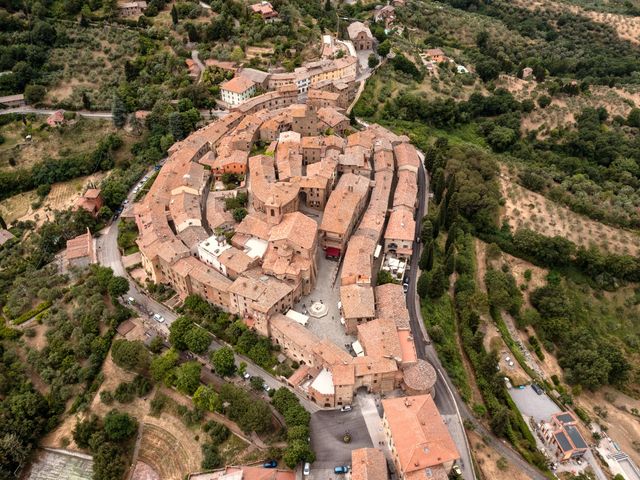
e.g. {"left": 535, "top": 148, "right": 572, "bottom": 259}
{"left": 127, "top": 84, "right": 462, "bottom": 476}
{"left": 219, "top": 54, "right": 359, "bottom": 107}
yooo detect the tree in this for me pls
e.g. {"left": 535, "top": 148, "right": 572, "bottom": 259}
{"left": 0, "top": 433, "right": 30, "bottom": 478}
{"left": 111, "top": 339, "right": 150, "bottom": 372}
{"left": 241, "top": 401, "right": 272, "bottom": 433}
{"left": 93, "top": 442, "right": 126, "bottom": 480}
{"left": 476, "top": 57, "right": 501, "bottom": 82}
{"left": 283, "top": 440, "right": 315, "bottom": 469}
{"left": 420, "top": 219, "right": 433, "bottom": 243}
{"left": 171, "top": 4, "right": 178, "bottom": 25}
{"left": 427, "top": 265, "right": 447, "bottom": 299}
{"left": 377, "top": 39, "right": 391, "bottom": 57}
{"left": 103, "top": 410, "right": 138, "bottom": 442}
{"left": 376, "top": 269, "right": 395, "bottom": 285}
{"left": 232, "top": 208, "right": 248, "bottom": 222}
{"left": 111, "top": 94, "right": 127, "bottom": 128}
{"left": 81, "top": 91, "right": 91, "bottom": 110}
{"left": 230, "top": 46, "right": 244, "bottom": 63}
{"left": 368, "top": 53, "right": 379, "bottom": 69}
{"left": 175, "top": 361, "right": 202, "bottom": 395}
{"left": 201, "top": 443, "right": 222, "bottom": 469}
{"left": 432, "top": 170, "right": 445, "bottom": 204}
{"left": 24, "top": 84, "right": 46, "bottom": 105}
{"left": 250, "top": 375, "right": 265, "bottom": 390}
{"left": 419, "top": 241, "right": 434, "bottom": 271}
{"left": 486, "top": 126, "right": 518, "bottom": 152}
{"left": 150, "top": 349, "right": 179, "bottom": 385}
{"left": 211, "top": 347, "right": 236, "bottom": 377}
{"left": 169, "top": 316, "right": 194, "bottom": 350}
{"left": 73, "top": 415, "right": 101, "bottom": 449}
{"left": 107, "top": 276, "right": 129, "bottom": 298}
{"left": 417, "top": 271, "right": 429, "bottom": 298}
{"left": 148, "top": 336, "right": 164, "bottom": 353}
{"left": 185, "top": 326, "right": 211, "bottom": 354}
{"left": 193, "top": 385, "right": 222, "bottom": 412}
{"left": 627, "top": 108, "right": 640, "bottom": 128}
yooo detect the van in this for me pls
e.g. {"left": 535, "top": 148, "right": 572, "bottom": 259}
{"left": 303, "top": 462, "right": 310, "bottom": 476}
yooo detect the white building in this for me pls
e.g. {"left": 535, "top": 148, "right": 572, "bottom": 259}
{"left": 220, "top": 76, "right": 257, "bottom": 106}
{"left": 197, "top": 235, "right": 232, "bottom": 276}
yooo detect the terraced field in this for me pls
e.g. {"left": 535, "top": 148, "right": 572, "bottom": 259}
{"left": 500, "top": 171, "right": 640, "bottom": 256}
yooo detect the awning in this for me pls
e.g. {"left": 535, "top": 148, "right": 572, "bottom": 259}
{"left": 325, "top": 247, "right": 341, "bottom": 257}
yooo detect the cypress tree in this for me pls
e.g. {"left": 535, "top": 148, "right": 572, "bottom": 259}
{"left": 444, "top": 244, "right": 456, "bottom": 276}
{"left": 420, "top": 219, "right": 433, "bottom": 243}
{"left": 432, "top": 169, "right": 445, "bottom": 204}
{"left": 171, "top": 4, "right": 179, "bottom": 25}
{"left": 427, "top": 265, "right": 447, "bottom": 299}
{"left": 111, "top": 94, "right": 127, "bottom": 128}
{"left": 445, "top": 223, "right": 457, "bottom": 252}
{"left": 417, "top": 271, "right": 429, "bottom": 299}
{"left": 445, "top": 192, "right": 459, "bottom": 230}
{"left": 419, "top": 241, "right": 434, "bottom": 271}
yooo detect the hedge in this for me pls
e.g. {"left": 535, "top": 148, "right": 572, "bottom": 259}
{"left": 12, "top": 301, "right": 52, "bottom": 325}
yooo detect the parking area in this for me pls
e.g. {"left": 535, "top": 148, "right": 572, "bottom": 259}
{"left": 508, "top": 384, "right": 561, "bottom": 423}
{"left": 309, "top": 404, "right": 373, "bottom": 471}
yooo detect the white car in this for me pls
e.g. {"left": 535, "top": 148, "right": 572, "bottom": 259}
{"left": 303, "top": 463, "right": 310, "bottom": 476}
{"left": 153, "top": 313, "right": 165, "bottom": 323}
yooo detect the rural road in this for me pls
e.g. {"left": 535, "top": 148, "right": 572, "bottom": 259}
{"left": 1, "top": 107, "right": 113, "bottom": 118}
{"left": 405, "top": 149, "right": 548, "bottom": 480}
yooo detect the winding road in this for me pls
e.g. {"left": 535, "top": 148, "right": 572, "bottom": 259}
{"left": 405, "top": 150, "right": 548, "bottom": 480}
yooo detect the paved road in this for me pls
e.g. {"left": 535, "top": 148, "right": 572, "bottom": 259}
{"left": 404, "top": 152, "right": 548, "bottom": 480}
{"left": 1, "top": 107, "right": 113, "bottom": 118}
{"left": 0, "top": 106, "right": 228, "bottom": 120}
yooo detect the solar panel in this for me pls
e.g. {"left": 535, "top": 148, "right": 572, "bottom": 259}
{"left": 566, "top": 425, "right": 588, "bottom": 449}
{"left": 555, "top": 431, "right": 573, "bottom": 452}
{"left": 556, "top": 413, "right": 574, "bottom": 425}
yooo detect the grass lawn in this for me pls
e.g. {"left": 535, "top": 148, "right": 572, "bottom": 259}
{"left": 118, "top": 219, "right": 140, "bottom": 255}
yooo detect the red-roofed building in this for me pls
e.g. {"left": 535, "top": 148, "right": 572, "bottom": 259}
{"left": 382, "top": 395, "right": 460, "bottom": 480}
{"left": 75, "top": 188, "right": 104, "bottom": 217}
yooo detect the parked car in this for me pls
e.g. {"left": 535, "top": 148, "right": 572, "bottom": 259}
{"left": 334, "top": 466, "right": 349, "bottom": 474}
{"left": 340, "top": 405, "right": 352, "bottom": 412}
{"left": 403, "top": 283, "right": 409, "bottom": 293}
{"left": 452, "top": 465, "right": 462, "bottom": 476}
{"left": 263, "top": 384, "right": 271, "bottom": 392}
{"left": 243, "top": 372, "right": 251, "bottom": 380}
{"left": 531, "top": 383, "right": 544, "bottom": 395}
{"left": 263, "top": 460, "right": 277, "bottom": 468}
{"left": 127, "top": 297, "right": 135, "bottom": 304}
{"left": 152, "top": 313, "right": 165, "bottom": 323}
{"left": 303, "top": 463, "right": 310, "bottom": 476}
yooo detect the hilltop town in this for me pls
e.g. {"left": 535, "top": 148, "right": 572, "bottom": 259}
{"left": 5, "top": 0, "right": 640, "bottom": 479}
{"left": 131, "top": 57, "right": 456, "bottom": 476}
